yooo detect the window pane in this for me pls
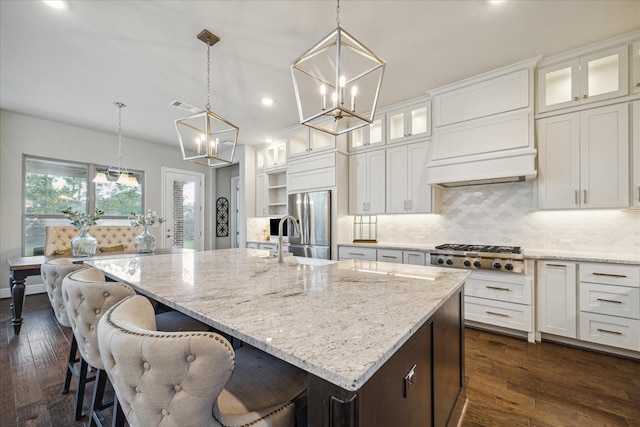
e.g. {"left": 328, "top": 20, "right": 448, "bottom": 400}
{"left": 24, "top": 217, "right": 69, "bottom": 256}
{"left": 25, "top": 158, "right": 87, "bottom": 214}
{"left": 94, "top": 170, "right": 143, "bottom": 216}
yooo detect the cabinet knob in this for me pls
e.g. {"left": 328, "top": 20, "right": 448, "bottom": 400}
{"left": 573, "top": 96, "right": 580, "bottom": 101}
{"left": 636, "top": 82, "right": 640, "bottom": 87}
{"left": 582, "top": 94, "right": 588, "bottom": 99}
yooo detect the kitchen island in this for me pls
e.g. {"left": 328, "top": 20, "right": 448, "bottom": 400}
{"left": 87, "top": 248, "right": 469, "bottom": 427}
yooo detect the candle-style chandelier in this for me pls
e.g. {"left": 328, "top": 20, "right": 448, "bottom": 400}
{"left": 175, "top": 30, "right": 239, "bottom": 167}
{"left": 291, "top": 0, "right": 385, "bottom": 136}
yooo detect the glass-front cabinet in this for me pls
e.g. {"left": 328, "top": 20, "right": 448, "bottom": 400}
{"left": 386, "top": 99, "right": 431, "bottom": 144}
{"left": 632, "top": 40, "right": 640, "bottom": 95}
{"left": 349, "top": 115, "right": 385, "bottom": 151}
{"left": 537, "top": 45, "right": 629, "bottom": 113}
{"left": 256, "top": 141, "right": 287, "bottom": 171}
{"left": 287, "top": 123, "right": 336, "bottom": 159}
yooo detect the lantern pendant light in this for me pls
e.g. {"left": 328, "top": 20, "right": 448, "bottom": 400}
{"left": 175, "top": 30, "right": 239, "bottom": 167}
{"left": 291, "top": 0, "right": 385, "bottom": 136}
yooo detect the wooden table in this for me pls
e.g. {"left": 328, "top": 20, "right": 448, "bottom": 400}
{"left": 6, "top": 248, "right": 191, "bottom": 335}
{"left": 88, "top": 249, "right": 469, "bottom": 427}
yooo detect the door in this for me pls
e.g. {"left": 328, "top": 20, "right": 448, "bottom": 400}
{"left": 537, "top": 261, "right": 577, "bottom": 338}
{"left": 162, "top": 168, "right": 205, "bottom": 251}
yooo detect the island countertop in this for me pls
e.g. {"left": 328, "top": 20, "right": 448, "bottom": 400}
{"left": 87, "top": 248, "right": 468, "bottom": 392}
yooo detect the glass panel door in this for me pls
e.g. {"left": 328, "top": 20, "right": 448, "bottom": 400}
{"left": 163, "top": 168, "right": 204, "bottom": 250}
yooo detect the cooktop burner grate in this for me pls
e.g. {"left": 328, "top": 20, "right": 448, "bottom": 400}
{"left": 434, "top": 243, "right": 521, "bottom": 254}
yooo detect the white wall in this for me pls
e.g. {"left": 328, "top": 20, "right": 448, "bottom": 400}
{"left": 0, "top": 110, "right": 211, "bottom": 295}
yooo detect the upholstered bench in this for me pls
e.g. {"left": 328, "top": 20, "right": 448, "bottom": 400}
{"left": 44, "top": 225, "right": 139, "bottom": 256}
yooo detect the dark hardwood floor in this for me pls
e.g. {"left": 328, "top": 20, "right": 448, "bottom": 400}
{"left": 2, "top": 294, "right": 640, "bottom": 427}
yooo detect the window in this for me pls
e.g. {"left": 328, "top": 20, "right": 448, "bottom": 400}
{"left": 23, "top": 156, "right": 145, "bottom": 256}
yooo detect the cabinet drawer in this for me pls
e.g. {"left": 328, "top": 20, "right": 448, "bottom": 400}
{"left": 287, "top": 152, "right": 336, "bottom": 174}
{"left": 465, "top": 271, "right": 532, "bottom": 305}
{"left": 287, "top": 167, "right": 335, "bottom": 193}
{"left": 338, "top": 246, "right": 376, "bottom": 261}
{"left": 465, "top": 296, "right": 532, "bottom": 332}
{"left": 579, "top": 263, "right": 640, "bottom": 287}
{"left": 377, "top": 249, "right": 403, "bottom": 264}
{"left": 579, "top": 312, "right": 640, "bottom": 351}
{"left": 579, "top": 282, "right": 640, "bottom": 319}
{"left": 403, "top": 251, "right": 426, "bottom": 266}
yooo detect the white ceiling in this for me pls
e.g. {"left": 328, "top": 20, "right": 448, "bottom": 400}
{"left": 1, "top": 1, "right": 639, "bottom": 150}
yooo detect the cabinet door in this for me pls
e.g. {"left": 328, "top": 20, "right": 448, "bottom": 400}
{"left": 387, "top": 110, "right": 406, "bottom": 143}
{"left": 255, "top": 173, "right": 267, "bottom": 217}
{"left": 403, "top": 251, "right": 426, "bottom": 265}
{"left": 310, "top": 124, "right": 335, "bottom": 154}
{"left": 633, "top": 100, "right": 640, "bottom": 208}
{"left": 386, "top": 145, "right": 409, "bottom": 213}
{"left": 377, "top": 249, "right": 403, "bottom": 264}
{"left": 537, "top": 59, "right": 580, "bottom": 113}
{"left": 288, "top": 128, "right": 309, "bottom": 158}
{"left": 387, "top": 101, "right": 431, "bottom": 143}
{"left": 349, "top": 153, "right": 368, "bottom": 214}
{"left": 256, "top": 147, "right": 266, "bottom": 170}
{"left": 367, "top": 150, "right": 387, "bottom": 214}
{"left": 579, "top": 45, "right": 629, "bottom": 104}
{"left": 349, "top": 116, "right": 385, "bottom": 152}
{"left": 537, "top": 261, "right": 577, "bottom": 338}
{"left": 408, "top": 142, "right": 432, "bottom": 213}
{"left": 580, "top": 103, "right": 629, "bottom": 208}
{"left": 633, "top": 41, "right": 640, "bottom": 95}
{"left": 537, "top": 113, "right": 581, "bottom": 209}
{"left": 266, "top": 142, "right": 287, "bottom": 169}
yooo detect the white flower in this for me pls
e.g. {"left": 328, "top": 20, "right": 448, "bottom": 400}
{"left": 129, "top": 209, "right": 165, "bottom": 228}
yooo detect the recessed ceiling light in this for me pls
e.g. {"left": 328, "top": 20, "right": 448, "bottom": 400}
{"left": 265, "top": 137, "right": 273, "bottom": 143}
{"left": 43, "top": 0, "right": 70, "bottom": 10}
{"left": 261, "top": 97, "right": 274, "bottom": 106}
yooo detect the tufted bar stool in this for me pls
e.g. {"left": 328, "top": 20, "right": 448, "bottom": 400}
{"left": 98, "top": 295, "right": 308, "bottom": 427}
{"left": 62, "top": 267, "right": 136, "bottom": 426}
{"left": 40, "top": 259, "right": 87, "bottom": 407}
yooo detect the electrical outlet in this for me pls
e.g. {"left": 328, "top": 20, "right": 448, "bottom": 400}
{"left": 404, "top": 364, "right": 417, "bottom": 397}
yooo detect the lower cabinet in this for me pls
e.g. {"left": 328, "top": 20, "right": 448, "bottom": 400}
{"left": 338, "top": 246, "right": 428, "bottom": 266}
{"left": 376, "top": 249, "right": 403, "bottom": 264}
{"left": 338, "top": 246, "right": 377, "bottom": 261}
{"left": 537, "top": 261, "right": 577, "bottom": 338}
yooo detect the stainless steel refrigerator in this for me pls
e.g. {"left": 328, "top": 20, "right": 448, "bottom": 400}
{"left": 287, "top": 190, "right": 331, "bottom": 259}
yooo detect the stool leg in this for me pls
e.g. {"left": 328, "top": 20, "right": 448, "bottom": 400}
{"left": 74, "top": 358, "right": 89, "bottom": 420}
{"left": 63, "top": 334, "right": 79, "bottom": 394}
{"left": 112, "top": 397, "right": 126, "bottom": 427}
{"left": 90, "top": 369, "right": 110, "bottom": 427}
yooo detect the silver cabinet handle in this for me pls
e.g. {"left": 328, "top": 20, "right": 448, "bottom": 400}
{"left": 486, "top": 311, "right": 510, "bottom": 318}
{"left": 486, "top": 286, "right": 511, "bottom": 291}
{"left": 573, "top": 96, "right": 580, "bottom": 101}
{"left": 348, "top": 252, "right": 365, "bottom": 256}
{"left": 637, "top": 186, "right": 640, "bottom": 202}
{"left": 403, "top": 201, "right": 407, "bottom": 210}
{"left": 381, "top": 255, "right": 398, "bottom": 259}
{"left": 575, "top": 190, "right": 579, "bottom": 205}
{"left": 547, "top": 263, "right": 567, "bottom": 268}
{"left": 597, "top": 328, "right": 622, "bottom": 335}
{"left": 596, "top": 298, "right": 622, "bottom": 304}
{"left": 593, "top": 272, "right": 627, "bottom": 278}
{"left": 583, "top": 189, "right": 587, "bottom": 204}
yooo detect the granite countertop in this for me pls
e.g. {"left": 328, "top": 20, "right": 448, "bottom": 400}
{"left": 87, "top": 248, "right": 468, "bottom": 391}
{"left": 338, "top": 242, "right": 640, "bottom": 265}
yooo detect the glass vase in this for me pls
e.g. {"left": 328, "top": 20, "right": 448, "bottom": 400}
{"left": 71, "top": 225, "right": 97, "bottom": 257}
{"left": 135, "top": 226, "right": 156, "bottom": 253}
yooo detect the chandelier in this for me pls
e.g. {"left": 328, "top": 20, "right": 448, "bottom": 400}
{"left": 291, "top": 0, "right": 385, "bottom": 136}
{"left": 175, "top": 30, "right": 239, "bottom": 167}
{"left": 93, "top": 102, "right": 139, "bottom": 187}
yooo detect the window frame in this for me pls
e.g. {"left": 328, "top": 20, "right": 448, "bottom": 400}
{"left": 22, "top": 154, "right": 146, "bottom": 256}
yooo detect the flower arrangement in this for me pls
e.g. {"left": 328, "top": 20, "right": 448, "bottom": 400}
{"left": 62, "top": 207, "right": 104, "bottom": 229}
{"left": 129, "top": 210, "right": 165, "bottom": 228}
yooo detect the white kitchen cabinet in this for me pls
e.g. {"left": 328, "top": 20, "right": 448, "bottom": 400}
{"left": 246, "top": 242, "right": 259, "bottom": 249}
{"left": 537, "top": 44, "right": 629, "bottom": 113}
{"left": 258, "top": 242, "right": 279, "bottom": 257}
{"left": 386, "top": 142, "right": 434, "bottom": 214}
{"left": 349, "top": 150, "right": 386, "bottom": 214}
{"left": 632, "top": 100, "right": 640, "bottom": 208}
{"left": 578, "top": 262, "right": 640, "bottom": 351}
{"left": 537, "top": 261, "right": 577, "bottom": 338}
{"left": 287, "top": 123, "right": 336, "bottom": 159}
{"left": 255, "top": 172, "right": 267, "bottom": 217}
{"left": 537, "top": 103, "right": 629, "bottom": 209}
{"left": 338, "top": 246, "right": 376, "bottom": 261}
{"left": 377, "top": 249, "right": 403, "bottom": 264}
{"left": 403, "top": 251, "right": 426, "bottom": 266}
{"left": 633, "top": 41, "right": 640, "bottom": 95}
{"left": 386, "top": 98, "right": 431, "bottom": 144}
{"left": 349, "top": 115, "right": 385, "bottom": 152}
{"left": 256, "top": 141, "right": 287, "bottom": 171}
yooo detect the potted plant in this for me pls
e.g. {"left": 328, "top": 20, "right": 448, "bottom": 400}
{"left": 62, "top": 207, "right": 104, "bottom": 257}
{"left": 129, "top": 210, "right": 165, "bottom": 253}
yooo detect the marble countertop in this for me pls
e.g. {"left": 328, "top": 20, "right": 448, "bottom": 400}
{"left": 338, "top": 242, "right": 640, "bottom": 265}
{"left": 87, "top": 248, "right": 468, "bottom": 391}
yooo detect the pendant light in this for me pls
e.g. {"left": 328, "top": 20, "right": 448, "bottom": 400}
{"left": 291, "top": 0, "right": 385, "bottom": 136}
{"left": 93, "top": 102, "right": 139, "bottom": 187}
{"left": 175, "top": 29, "right": 239, "bottom": 167}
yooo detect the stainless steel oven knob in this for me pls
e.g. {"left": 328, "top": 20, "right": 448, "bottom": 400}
{"left": 492, "top": 262, "right": 502, "bottom": 270}
{"left": 446, "top": 259, "right": 453, "bottom": 265}
{"left": 436, "top": 257, "right": 445, "bottom": 265}
{"left": 463, "top": 259, "right": 471, "bottom": 267}
{"left": 473, "top": 260, "right": 481, "bottom": 268}
{"left": 504, "top": 263, "right": 514, "bottom": 271}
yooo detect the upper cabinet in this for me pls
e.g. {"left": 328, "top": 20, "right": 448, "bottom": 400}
{"left": 348, "top": 115, "right": 385, "bottom": 152}
{"left": 537, "top": 44, "right": 630, "bottom": 114}
{"left": 288, "top": 124, "right": 336, "bottom": 159}
{"left": 386, "top": 142, "right": 436, "bottom": 214}
{"left": 633, "top": 41, "right": 640, "bottom": 94}
{"left": 632, "top": 100, "right": 640, "bottom": 208}
{"left": 349, "top": 150, "right": 386, "bottom": 215}
{"left": 256, "top": 141, "right": 287, "bottom": 171}
{"left": 537, "top": 103, "right": 629, "bottom": 209}
{"left": 386, "top": 97, "right": 431, "bottom": 144}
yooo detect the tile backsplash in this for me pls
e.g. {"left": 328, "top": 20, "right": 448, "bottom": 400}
{"left": 248, "top": 181, "right": 640, "bottom": 254}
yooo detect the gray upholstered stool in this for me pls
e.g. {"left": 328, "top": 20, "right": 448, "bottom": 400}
{"left": 98, "top": 295, "right": 308, "bottom": 427}
{"left": 40, "top": 259, "right": 86, "bottom": 414}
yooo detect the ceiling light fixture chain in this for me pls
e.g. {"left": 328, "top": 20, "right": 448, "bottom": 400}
{"left": 336, "top": 0, "right": 340, "bottom": 26}
{"left": 206, "top": 42, "right": 212, "bottom": 112}
{"left": 116, "top": 101, "right": 124, "bottom": 170}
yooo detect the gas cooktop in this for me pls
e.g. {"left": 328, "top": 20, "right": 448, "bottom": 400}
{"left": 431, "top": 243, "right": 524, "bottom": 273}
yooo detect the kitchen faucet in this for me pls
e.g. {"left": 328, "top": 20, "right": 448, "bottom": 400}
{"left": 278, "top": 215, "right": 301, "bottom": 263}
